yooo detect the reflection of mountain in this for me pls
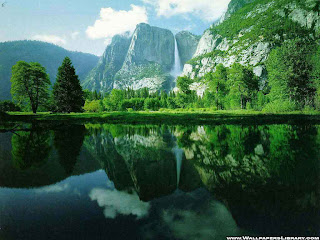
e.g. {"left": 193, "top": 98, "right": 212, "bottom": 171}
{"left": 0, "top": 123, "right": 319, "bottom": 235}
{"left": 85, "top": 125, "right": 203, "bottom": 201}
{"left": 175, "top": 125, "right": 320, "bottom": 236}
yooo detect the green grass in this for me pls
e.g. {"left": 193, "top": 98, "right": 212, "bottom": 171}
{"left": 2, "top": 110, "right": 320, "bottom": 125}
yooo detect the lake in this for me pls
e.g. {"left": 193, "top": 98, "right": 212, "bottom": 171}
{"left": 0, "top": 122, "right": 319, "bottom": 239}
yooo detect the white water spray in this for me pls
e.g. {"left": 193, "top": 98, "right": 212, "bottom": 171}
{"left": 173, "top": 146, "right": 184, "bottom": 188}
{"left": 170, "top": 38, "right": 182, "bottom": 79}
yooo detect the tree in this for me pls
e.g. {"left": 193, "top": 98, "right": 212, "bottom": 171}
{"left": 53, "top": 57, "right": 85, "bottom": 113}
{"left": 310, "top": 46, "right": 320, "bottom": 109}
{"left": 205, "top": 64, "right": 228, "bottom": 109}
{"left": 266, "top": 38, "right": 315, "bottom": 108}
{"left": 227, "top": 63, "right": 258, "bottom": 109}
{"left": 103, "top": 89, "right": 125, "bottom": 111}
{"left": 11, "top": 61, "right": 50, "bottom": 113}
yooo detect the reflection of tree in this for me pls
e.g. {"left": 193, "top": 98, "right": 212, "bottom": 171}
{"left": 11, "top": 127, "right": 51, "bottom": 170}
{"left": 176, "top": 124, "right": 320, "bottom": 235}
{"left": 54, "top": 125, "right": 86, "bottom": 175}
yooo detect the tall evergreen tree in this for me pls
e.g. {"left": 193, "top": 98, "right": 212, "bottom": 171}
{"left": 53, "top": 57, "right": 84, "bottom": 112}
{"left": 11, "top": 61, "right": 50, "bottom": 113}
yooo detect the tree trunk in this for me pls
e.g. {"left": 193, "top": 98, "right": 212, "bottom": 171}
{"left": 241, "top": 95, "right": 243, "bottom": 109}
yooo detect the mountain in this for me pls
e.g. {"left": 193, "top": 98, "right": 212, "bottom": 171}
{"left": 182, "top": 0, "right": 320, "bottom": 94}
{"left": 176, "top": 31, "right": 201, "bottom": 66}
{"left": 84, "top": 23, "right": 200, "bottom": 93}
{"left": 83, "top": 35, "right": 132, "bottom": 93}
{"left": 0, "top": 41, "right": 99, "bottom": 100}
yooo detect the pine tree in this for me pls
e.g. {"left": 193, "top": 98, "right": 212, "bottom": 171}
{"left": 53, "top": 57, "right": 84, "bottom": 113}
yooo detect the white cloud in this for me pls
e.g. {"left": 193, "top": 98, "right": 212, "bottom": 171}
{"left": 86, "top": 5, "right": 148, "bottom": 44}
{"left": 71, "top": 31, "right": 80, "bottom": 40}
{"left": 89, "top": 188, "right": 150, "bottom": 219}
{"left": 31, "top": 34, "right": 67, "bottom": 45}
{"left": 143, "top": 0, "right": 231, "bottom": 22}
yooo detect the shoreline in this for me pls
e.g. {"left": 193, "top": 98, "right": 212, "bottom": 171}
{"left": 1, "top": 111, "right": 320, "bottom": 125}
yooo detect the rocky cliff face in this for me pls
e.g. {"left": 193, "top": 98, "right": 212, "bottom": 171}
{"left": 114, "top": 23, "right": 175, "bottom": 91}
{"left": 175, "top": 31, "right": 201, "bottom": 67}
{"left": 182, "top": 0, "right": 320, "bottom": 94}
{"left": 83, "top": 35, "right": 131, "bottom": 92}
{"left": 84, "top": 24, "right": 200, "bottom": 93}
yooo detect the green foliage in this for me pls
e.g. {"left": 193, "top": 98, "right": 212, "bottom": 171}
{"left": 10, "top": 61, "right": 51, "bottom": 113}
{"left": 310, "top": 46, "right": 320, "bottom": 109}
{"left": 103, "top": 89, "right": 125, "bottom": 111}
{"left": 121, "top": 98, "right": 145, "bottom": 111}
{"left": 227, "top": 63, "right": 259, "bottom": 109}
{"left": 205, "top": 64, "right": 228, "bottom": 110}
{"left": 0, "top": 100, "right": 21, "bottom": 112}
{"left": 263, "top": 99, "right": 297, "bottom": 113}
{"left": 177, "top": 76, "right": 193, "bottom": 94}
{"left": 83, "top": 100, "right": 104, "bottom": 112}
{"left": 144, "top": 98, "right": 161, "bottom": 111}
{"left": 266, "top": 38, "right": 316, "bottom": 111}
{"left": 53, "top": 57, "right": 85, "bottom": 113}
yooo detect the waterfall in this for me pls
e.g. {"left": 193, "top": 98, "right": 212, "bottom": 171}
{"left": 170, "top": 37, "right": 182, "bottom": 79}
{"left": 173, "top": 146, "right": 184, "bottom": 188}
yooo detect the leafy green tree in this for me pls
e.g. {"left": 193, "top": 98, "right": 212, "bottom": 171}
{"left": 227, "top": 63, "right": 258, "bottom": 109}
{"left": 83, "top": 100, "right": 104, "bottom": 112}
{"left": 310, "top": 46, "right": 320, "bottom": 109}
{"left": 266, "top": 38, "right": 315, "bottom": 108}
{"left": 144, "top": 98, "right": 160, "bottom": 111}
{"left": 103, "top": 89, "right": 125, "bottom": 111}
{"left": 11, "top": 61, "right": 50, "bottom": 113}
{"left": 205, "top": 64, "right": 228, "bottom": 109}
{"left": 53, "top": 57, "right": 85, "bottom": 113}
{"left": 177, "top": 76, "right": 193, "bottom": 95}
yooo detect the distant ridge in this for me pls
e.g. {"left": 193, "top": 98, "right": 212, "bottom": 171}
{"left": 0, "top": 40, "right": 99, "bottom": 100}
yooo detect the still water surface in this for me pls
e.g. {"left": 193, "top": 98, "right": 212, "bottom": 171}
{"left": 0, "top": 123, "right": 319, "bottom": 239}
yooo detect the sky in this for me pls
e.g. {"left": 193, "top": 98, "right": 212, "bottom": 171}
{"left": 0, "top": 0, "right": 231, "bottom": 56}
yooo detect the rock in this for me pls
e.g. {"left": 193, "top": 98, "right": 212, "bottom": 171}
{"left": 83, "top": 34, "right": 131, "bottom": 92}
{"left": 181, "top": 0, "right": 320, "bottom": 94}
{"left": 123, "top": 23, "right": 175, "bottom": 71}
{"left": 114, "top": 23, "right": 175, "bottom": 91}
{"left": 193, "top": 31, "right": 222, "bottom": 57}
{"left": 86, "top": 23, "right": 185, "bottom": 93}
{"left": 175, "top": 31, "right": 201, "bottom": 66}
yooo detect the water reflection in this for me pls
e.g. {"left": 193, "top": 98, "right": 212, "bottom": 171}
{"left": 0, "top": 122, "right": 319, "bottom": 239}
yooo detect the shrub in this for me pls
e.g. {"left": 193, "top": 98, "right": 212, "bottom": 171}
{"left": 0, "top": 101, "right": 21, "bottom": 112}
{"left": 83, "top": 100, "right": 104, "bottom": 112}
{"left": 263, "top": 99, "right": 297, "bottom": 113}
{"left": 144, "top": 98, "right": 161, "bottom": 111}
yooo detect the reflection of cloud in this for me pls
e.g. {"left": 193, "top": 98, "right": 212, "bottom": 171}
{"left": 162, "top": 201, "right": 241, "bottom": 240}
{"left": 89, "top": 188, "right": 150, "bottom": 219}
{"left": 35, "top": 183, "right": 70, "bottom": 193}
